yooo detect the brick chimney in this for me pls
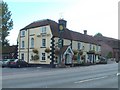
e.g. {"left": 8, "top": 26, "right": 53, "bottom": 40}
{"left": 84, "top": 30, "right": 87, "bottom": 35}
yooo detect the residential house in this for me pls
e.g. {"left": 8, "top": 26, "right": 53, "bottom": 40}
{"left": 94, "top": 35, "right": 120, "bottom": 60}
{"left": 17, "top": 19, "right": 101, "bottom": 67}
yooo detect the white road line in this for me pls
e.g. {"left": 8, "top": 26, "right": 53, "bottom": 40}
{"left": 117, "top": 73, "right": 120, "bottom": 76}
{"left": 74, "top": 76, "right": 108, "bottom": 83}
{"left": 37, "top": 67, "right": 41, "bottom": 69}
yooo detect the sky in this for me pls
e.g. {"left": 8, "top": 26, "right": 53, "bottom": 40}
{"left": 4, "top": 0, "right": 119, "bottom": 45}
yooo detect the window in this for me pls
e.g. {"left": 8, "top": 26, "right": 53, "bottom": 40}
{"left": 31, "top": 38, "right": 34, "bottom": 48}
{"left": 42, "top": 53, "right": 46, "bottom": 60}
{"left": 93, "top": 46, "right": 95, "bottom": 51}
{"left": 42, "top": 39, "right": 46, "bottom": 47}
{"left": 21, "top": 30, "right": 25, "bottom": 36}
{"left": 89, "top": 44, "right": 92, "bottom": 50}
{"left": 78, "top": 42, "right": 81, "bottom": 50}
{"left": 21, "top": 41, "right": 25, "bottom": 48}
{"left": 96, "top": 46, "right": 99, "bottom": 52}
{"left": 21, "top": 53, "right": 24, "bottom": 60}
{"left": 31, "top": 54, "right": 33, "bottom": 60}
{"left": 42, "top": 27, "right": 46, "bottom": 34}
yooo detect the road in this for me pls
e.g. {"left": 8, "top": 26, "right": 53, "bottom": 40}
{"left": 2, "top": 62, "right": 119, "bottom": 88}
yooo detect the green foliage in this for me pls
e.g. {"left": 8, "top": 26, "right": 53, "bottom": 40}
{"left": 32, "top": 49, "right": 38, "bottom": 54}
{"left": 107, "top": 52, "right": 112, "bottom": 58}
{"left": 94, "top": 33, "right": 103, "bottom": 37}
{"left": 1, "top": 1, "right": 13, "bottom": 46}
{"left": 33, "top": 55, "right": 39, "bottom": 60}
{"left": 45, "top": 47, "right": 50, "bottom": 53}
{"left": 78, "top": 50, "right": 83, "bottom": 55}
{"left": 73, "top": 50, "right": 78, "bottom": 55}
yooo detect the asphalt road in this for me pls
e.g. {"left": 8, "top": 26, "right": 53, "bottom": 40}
{"left": 2, "top": 62, "right": 119, "bottom": 88}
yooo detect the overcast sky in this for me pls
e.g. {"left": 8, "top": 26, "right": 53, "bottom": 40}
{"left": 4, "top": 0, "right": 119, "bottom": 45}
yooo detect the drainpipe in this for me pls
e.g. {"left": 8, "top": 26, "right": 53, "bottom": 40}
{"left": 19, "top": 31, "right": 21, "bottom": 60}
{"left": 27, "top": 29, "right": 29, "bottom": 63}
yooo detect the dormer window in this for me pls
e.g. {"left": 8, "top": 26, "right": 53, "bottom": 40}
{"left": 42, "top": 27, "right": 46, "bottom": 34}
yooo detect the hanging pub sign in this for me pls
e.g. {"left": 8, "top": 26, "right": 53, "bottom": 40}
{"left": 58, "top": 24, "right": 64, "bottom": 32}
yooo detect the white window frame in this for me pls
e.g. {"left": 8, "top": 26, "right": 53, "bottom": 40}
{"left": 96, "top": 46, "right": 99, "bottom": 52}
{"left": 78, "top": 42, "right": 81, "bottom": 50}
{"left": 31, "top": 54, "right": 33, "bottom": 60}
{"left": 42, "top": 53, "right": 46, "bottom": 60}
{"left": 31, "top": 38, "right": 34, "bottom": 48}
{"left": 42, "top": 27, "right": 46, "bottom": 34}
{"left": 21, "top": 30, "right": 25, "bottom": 36}
{"left": 21, "top": 41, "right": 25, "bottom": 48}
{"left": 42, "top": 39, "right": 46, "bottom": 47}
{"left": 89, "top": 44, "right": 92, "bottom": 50}
{"left": 21, "top": 53, "right": 24, "bottom": 60}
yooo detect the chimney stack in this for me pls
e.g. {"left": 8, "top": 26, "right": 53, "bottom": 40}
{"left": 84, "top": 30, "right": 87, "bottom": 35}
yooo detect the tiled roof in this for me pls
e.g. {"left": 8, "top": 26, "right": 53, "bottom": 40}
{"left": 94, "top": 36, "right": 120, "bottom": 49}
{"left": 21, "top": 19, "right": 100, "bottom": 45}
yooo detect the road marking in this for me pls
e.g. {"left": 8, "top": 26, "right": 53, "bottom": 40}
{"left": 74, "top": 76, "right": 108, "bottom": 83}
{"left": 117, "top": 73, "right": 120, "bottom": 76}
{"left": 37, "top": 67, "right": 42, "bottom": 69}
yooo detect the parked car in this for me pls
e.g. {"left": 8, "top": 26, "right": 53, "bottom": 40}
{"left": 115, "top": 59, "right": 119, "bottom": 63}
{"left": 2, "top": 59, "right": 15, "bottom": 68}
{"left": 8, "top": 59, "right": 28, "bottom": 68}
{"left": 99, "top": 57, "right": 107, "bottom": 64}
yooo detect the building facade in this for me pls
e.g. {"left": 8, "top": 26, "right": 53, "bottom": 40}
{"left": 94, "top": 35, "right": 120, "bottom": 61}
{"left": 18, "top": 19, "right": 101, "bottom": 67}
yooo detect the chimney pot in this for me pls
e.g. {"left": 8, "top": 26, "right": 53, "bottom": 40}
{"left": 84, "top": 30, "right": 87, "bottom": 35}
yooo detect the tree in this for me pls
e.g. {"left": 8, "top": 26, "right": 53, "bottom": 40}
{"left": 107, "top": 51, "right": 112, "bottom": 59}
{"left": 94, "top": 33, "right": 103, "bottom": 37}
{"left": 1, "top": 1, "right": 13, "bottom": 46}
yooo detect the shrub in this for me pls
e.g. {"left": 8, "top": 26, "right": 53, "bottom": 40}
{"left": 45, "top": 48, "right": 50, "bottom": 53}
{"left": 32, "top": 49, "right": 38, "bottom": 54}
{"left": 33, "top": 55, "right": 39, "bottom": 60}
{"left": 79, "top": 50, "right": 83, "bottom": 55}
{"left": 73, "top": 50, "right": 78, "bottom": 55}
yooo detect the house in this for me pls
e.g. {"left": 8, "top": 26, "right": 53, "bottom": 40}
{"left": 94, "top": 35, "right": 120, "bottom": 60}
{"left": 2, "top": 45, "right": 18, "bottom": 59}
{"left": 17, "top": 19, "right": 101, "bottom": 67}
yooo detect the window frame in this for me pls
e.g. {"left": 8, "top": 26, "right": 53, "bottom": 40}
{"left": 21, "top": 41, "right": 25, "bottom": 48}
{"left": 42, "top": 39, "right": 46, "bottom": 47}
{"left": 31, "top": 38, "right": 34, "bottom": 48}
{"left": 41, "top": 27, "right": 46, "bottom": 34}
{"left": 21, "top": 30, "right": 25, "bottom": 36}
{"left": 78, "top": 42, "right": 81, "bottom": 50}
{"left": 42, "top": 53, "right": 46, "bottom": 60}
{"left": 89, "top": 44, "right": 92, "bottom": 50}
{"left": 21, "top": 53, "right": 24, "bottom": 60}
